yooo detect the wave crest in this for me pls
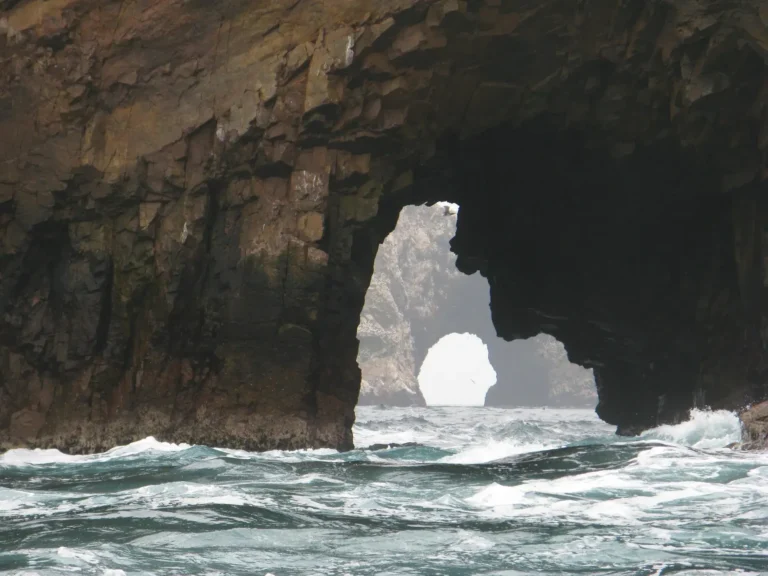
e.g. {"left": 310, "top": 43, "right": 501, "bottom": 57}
{"left": 639, "top": 409, "right": 741, "bottom": 449}
{"left": 0, "top": 436, "right": 190, "bottom": 466}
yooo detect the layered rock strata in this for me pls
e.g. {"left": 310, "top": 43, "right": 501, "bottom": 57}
{"left": 1, "top": 0, "right": 768, "bottom": 450}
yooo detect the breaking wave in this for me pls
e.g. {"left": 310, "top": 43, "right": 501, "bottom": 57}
{"left": 638, "top": 408, "right": 741, "bottom": 449}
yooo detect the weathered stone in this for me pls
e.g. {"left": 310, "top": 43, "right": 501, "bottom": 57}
{"left": 0, "top": 0, "right": 767, "bottom": 453}
{"left": 304, "top": 28, "right": 357, "bottom": 114}
{"left": 298, "top": 212, "right": 325, "bottom": 242}
{"left": 290, "top": 170, "right": 328, "bottom": 206}
{"left": 139, "top": 203, "right": 162, "bottom": 230}
{"left": 335, "top": 152, "right": 371, "bottom": 181}
{"left": 285, "top": 41, "right": 314, "bottom": 79}
{"left": 738, "top": 401, "right": 768, "bottom": 449}
{"left": 9, "top": 408, "right": 45, "bottom": 439}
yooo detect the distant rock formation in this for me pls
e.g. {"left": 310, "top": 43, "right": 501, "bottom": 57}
{"left": 484, "top": 335, "right": 597, "bottom": 408}
{"left": 357, "top": 204, "right": 460, "bottom": 406}
{"left": 357, "top": 205, "right": 596, "bottom": 407}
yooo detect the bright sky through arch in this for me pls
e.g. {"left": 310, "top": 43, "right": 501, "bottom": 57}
{"left": 418, "top": 333, "right": 497, "bottom": 406}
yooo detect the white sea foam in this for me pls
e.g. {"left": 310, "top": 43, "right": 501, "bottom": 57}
{"left": 289, "top": 473, "right": 345, "bottom": 485}
{"left": 0, "top": 448, "right": 83, "bottom": 466}
{"left": 216, "top": 447, "right": 339, "bottom": 462}
{"left": 0, "top": 436, "right": 190, "bottom": 466}
{"left": 464, "top": 412, "right": 767, "bottom": 526}
{"left": 638, "top": 409, "right": 741, "bottom": 449}
{"left": 57, "top": 547, "right": 99, "bottom": 564}
{"left": 107, "top": 436, "right": 191, "bottom": 457}
{"left": 439, "top": 438, "right": 554, "bottom": 464}
{"left": 466, "top": 474, "right": 724, "bottom": 526}
{"left": 0, "top": 487, "right": 80, "bottom": 517}
{"left": 353, "top": 427, "right": 439, "bottom": 448}
{"left": 125, "top": 482, "right": 269, "bottom": 509}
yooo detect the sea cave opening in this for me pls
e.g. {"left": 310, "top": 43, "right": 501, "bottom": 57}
{"left": 354, "top": 202, "right": 597, "bottom": 410}
{"left": 345, "top": 118, "right": 753, "bottom": 438}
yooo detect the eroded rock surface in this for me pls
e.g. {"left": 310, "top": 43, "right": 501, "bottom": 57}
{"left": 1, "top": 0, "right": 768, "bottom": 450}
{"left": 738, "top": 401, "right": 768, "bottom": 449}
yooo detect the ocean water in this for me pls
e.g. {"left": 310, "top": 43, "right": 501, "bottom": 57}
{"left": 1, "top": 406, "right": 767, "bottom": 576}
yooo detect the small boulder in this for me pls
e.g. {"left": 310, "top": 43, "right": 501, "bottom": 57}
{"left": 738, "top": 401, "right": 768, "bottom": 449}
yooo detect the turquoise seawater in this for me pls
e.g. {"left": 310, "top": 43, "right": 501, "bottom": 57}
{"left": 1, "top": 406, "right": 767, "bottom": 575}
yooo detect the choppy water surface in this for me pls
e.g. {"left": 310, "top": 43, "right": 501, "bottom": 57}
{"left": 1, "top": 406, "right": 767, "bottom": 575}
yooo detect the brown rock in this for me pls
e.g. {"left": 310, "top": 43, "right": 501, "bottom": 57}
{"left": 1, "top": 0, "right": 768, "bottom": 454}
{"left": 297, "top": 212, "right": 325, "bottom": 242}
{"left": 304, "top": 28, "right": 357, "bottom": 113}
{"left": 9, "top": 409, "right": 45, "bottom": 440}
{"left": 139, "top": 203, "right": 162, "bottom": 230}
{"left": 738, "top": 402, "right": 768, "bottom": 449}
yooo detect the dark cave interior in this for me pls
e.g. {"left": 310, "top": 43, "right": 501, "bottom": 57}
{"left": 356, "top": 120, "right": 760, "bottom": 433}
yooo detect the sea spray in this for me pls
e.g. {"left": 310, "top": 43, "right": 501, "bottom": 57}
{"left": 638, "top": 408, "right": 742, "bottom": 449}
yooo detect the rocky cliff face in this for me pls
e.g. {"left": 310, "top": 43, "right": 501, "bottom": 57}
{"left": 1, "top": 0, "right": 768, "bottom": 451}
{"left": 357, "top": 204, "right": 595, "bottom": 407}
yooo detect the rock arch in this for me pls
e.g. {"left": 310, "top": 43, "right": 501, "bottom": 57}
{"left": 355, "top": 204, "right": 595, "bottom": 408}
{"left": 1, "top": 0, "right": 767, "bottom": 451}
